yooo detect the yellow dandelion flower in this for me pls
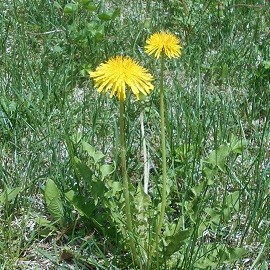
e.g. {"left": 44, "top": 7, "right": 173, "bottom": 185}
{"left": 145, "top": 31, "right": 182, "bottom": 59}
{"left": 89, "top": 56, "right": 154, "bottom": 101}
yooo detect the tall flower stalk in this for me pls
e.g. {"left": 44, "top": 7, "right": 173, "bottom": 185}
{"left": 89, "top": 55, "right": 154, "bottom": 264}
{"left": 156, "top": 52, "right": 166, "bottom": 238}
{"left": 119, "top": 99, "right": 137, "bottom": 261}
{"left": 145, "top": 31, "right": 182, "bottom": 253}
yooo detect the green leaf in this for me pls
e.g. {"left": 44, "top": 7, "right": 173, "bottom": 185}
{"left": 263, "top": 60, "right": 270, "bottom": 69}
{"left": 226, "top": 191, "right": 240, "bottom": 211}
{"left": 197, "top": 257, "right": 217, "bottom": 268}
{"left": 221, "top": 63, "right": 229, "bottom": 79}
{"left": 0, "top": 187, "right": 21, "bottom": 204}
{"left": 226, "top": 247, "right": 247, "bottom": 262}
{"left": 93, "top": 151, "right": 105, "bottom": 163}
{"left": 202, "top": 166, "right": 217, "bottom": 182}
{"left": 165, "top": 229, "right": 191, "bottom": 257}
{"left": 95, "top": 24, "right": 105, "bottom": 40}
{"left": 64, "top": 3, "right": 78, "bottom": 14}
{"left": 74, "top": 157, "right": 93, "bottom": 182}
{"left": 65, "top": 190, "right": 104, "bottom": 232}
{"left": 197, "top": 222, "right": 207, "bottom": 237}
{"left": 86, "top": 4, "right": 96, "bottom": 12}
{"left": 100, "top": 164, "right": 114, "bottom": 180}
{"left": 44, "top": 179, "right": 64, "bottom": 224}
{"left": 105, "top": 181, "right": 122, "bottom": 197}
{"left": 52, "top": 45, "right": 63, "bottom": 53}
{"left": 216, "top": 246, "right": 247, "bottom": 264}
{"left": 98, "top": 8, "right": 120, "bottom": 21}
{"left": 230, "top": 134, "right": 248, "bottom": 154}
{"left": 45, "top": 179, "right": 61, "bottom": 203}
{"left": 191, "top": 181, "right": 205, "bottom": 197}
{"left": 222, "top": 206, "right": 231, "bottom": 222}
{"left": 34, "top": 217, "right": 55, "bottom": 227}
{"left": 34, "top": 217, "right": 58, "bottom": 236}
{"left": 91, "top": 178, "right": 106, "bottom": 204}
{"left": 82, "top": 140, "right": 95, "bottom": 155}
{"left": 111, "top": 8, "right": 121, "bottom": 20}
{"left": 65, "top": 190, "right": 94, "bottom": 219}
{"left": 194, "top": 245, "right": 219, "bottom": 268}
{"left": 98, "top": 13, "right": 112, "bottom": 21}
{"left": 206, "top": 144, "right": 230, "bottom": 172}
{"left": 80, "top": 0, "right": 90, "bottom": 4}
{"left": 82, "top": 140, "right": 105, "bottom": 164}
{"left": 205, "top": 207, "right": 221, "bottom": 225}
{"left": 134, "top": 183, "right": 151, "bottom": 223}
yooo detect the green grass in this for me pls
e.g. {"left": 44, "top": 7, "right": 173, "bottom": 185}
{"left": 1, "top": 0, "right": 270, "bottom": 269}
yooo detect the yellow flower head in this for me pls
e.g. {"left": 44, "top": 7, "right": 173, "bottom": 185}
{"left": 89, "top": 56, "right": 154, "bottom": 101}
{"left": 145, "top": 31, "right": 182, "bottom": 59}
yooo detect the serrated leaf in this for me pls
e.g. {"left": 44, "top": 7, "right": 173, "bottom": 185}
{"left": 91, "top": 179, "right": 106, "bottom": 204}
{"left": 134, "top": 183, "right": 151, "bottom": 220}
{"left": 65, "top": 190, "right": 94, "bottom": 219}
{"left": 165, "top": 229, "right": 191, "bottom": 257}
{"left": 74, "top": 157, "right": 93, "bottom": 182}
{"left": 110, "top": 181, "right": 122, "bottom": 196}
{"left": 65, "top": 190, "right": 104, "bottom": 232}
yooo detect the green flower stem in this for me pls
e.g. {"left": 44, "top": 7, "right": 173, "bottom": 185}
{"left": 157, "top": 52, "right": 167, "bottom": 239}
{"left": 119, "top": 100, "right": 137, "bottom": 263}
{"left": 149, "top": 52, "right": 167, "bottom": 268}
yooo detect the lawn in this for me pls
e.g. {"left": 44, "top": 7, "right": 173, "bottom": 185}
{"left": 0, "top": 0, "right": 269, "bottom": 269}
